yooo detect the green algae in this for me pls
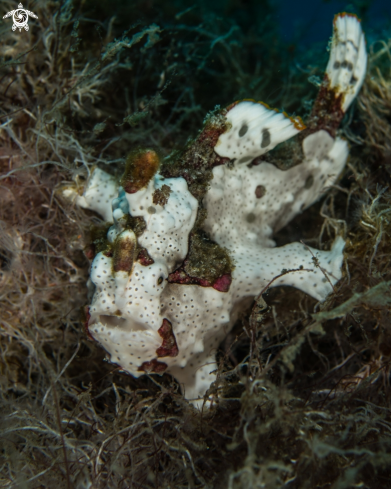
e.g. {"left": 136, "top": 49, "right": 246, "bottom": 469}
{"left": 184, "top": 230, "right": 234, "bottom": 284}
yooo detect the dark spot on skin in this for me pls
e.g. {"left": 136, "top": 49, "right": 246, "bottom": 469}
{"left": 261, "top": 128, "right": 271, "bottom": 148}
{"left": 340, "top": 60, "right": 353, "bottom": 72}
{"left": 351, "top": 76, "right": 358, "bottom": 85}
{"left": 255, "top": 185, "right": 266, "bottom": 199}
{"left": 238, "top": 156, "right": 253, "bottom": 163}
{"left": 304, "top": 175, "right": 314, "bottom": 189}
{"left": 334, "top": 61, "right": 341, "bottom": 69}
{"left": 239, "top": 123, "right": 248, "bottom": 137}
{"left": 152, "top": 184, "right": 171, "bottom": 207}
{"left": 157, "top": 276, "right": 164, "bottom": 285}
{"left": 147, "top": 206, "right": 156, "bottom": 214}
{"left": 246, "top": 213, "right": 256, "bottom": 223}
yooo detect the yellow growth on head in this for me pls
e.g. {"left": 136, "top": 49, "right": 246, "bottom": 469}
{"left": 121, "top": 149, "right": 160, "bottom": 194}
{"left": 113, "top": 230, "right": 137, "bottom": 273}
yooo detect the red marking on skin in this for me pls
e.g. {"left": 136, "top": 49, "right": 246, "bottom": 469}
{"left": 167, "top": 269, "right": 190, "bottom": 284}
{"left": 156, "top": 318, "right": 179, "bottom": 357}
{"left": 249, "top": 157, "right": 262, "bottom": 167}
{"left": 114, "top": 258, "right": 133, "bottom": 272}
{"left": 197, "top": 124, "right": 226, "bottom": 148}
{"left": 212, "top": 274, "right": 232, "bottom": 293}
{"left": 167, "top": 267, "right": 211, "bottom": 287}
{"left": 125, "top": 187, "right": 137, "bottom": 194}
{"left": 198, "top": 278, "right": 211, "bottom": 287}
{"left": 84, "top": 245, "right": 96, "bottom": 261}
{"left": 226, "top": 100, "right": 241, "bottom": 111}
{"left": 138, "top": 359, "right": 168, "bottom": 374}
{"left": 137, "top": 248, "right": 154, "bottom": 266}
{"left": 168, "top": 265, "right": 231, "bottom": 292}
{"left": 214, "top": 156, "right": 231, "bottom": 167}
{"left": 302, "top": 74, "right": 345, "bottom": 138}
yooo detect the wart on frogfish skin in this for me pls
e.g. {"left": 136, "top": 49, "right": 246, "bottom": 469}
{"left": 69, "top": 13, "right": 367, "bottom": 405}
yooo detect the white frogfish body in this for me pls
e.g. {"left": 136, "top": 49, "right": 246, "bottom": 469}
{"left": 70, "top": 13, "right": 367, "bottom": 404}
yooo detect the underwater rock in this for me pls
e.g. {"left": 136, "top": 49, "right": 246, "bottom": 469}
{"left": 76, "top": 13, "right": 367, "bottom": 404}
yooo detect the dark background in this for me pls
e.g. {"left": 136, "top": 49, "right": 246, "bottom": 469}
{"left": 277, "top": 0, "right": 391, "bottom": 44}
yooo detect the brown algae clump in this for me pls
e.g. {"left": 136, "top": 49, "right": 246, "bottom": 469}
{"left": 183, "top": 231, "right": 233, "bottom": 286}
{"left": 121, "top": 149, "right": 160, "bottom": 194}
{"left": 152, "top": 184, "right": 172, "bottom": 207}
{"left": 112, "top": 230, "right": 137, "bottom": 273}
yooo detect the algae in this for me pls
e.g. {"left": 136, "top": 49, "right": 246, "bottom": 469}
{"left": 184, "top": 230, "right": 233, "bottom": 285}
{"left": 121, "top": 149, "right": 160, "bottom": 194}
